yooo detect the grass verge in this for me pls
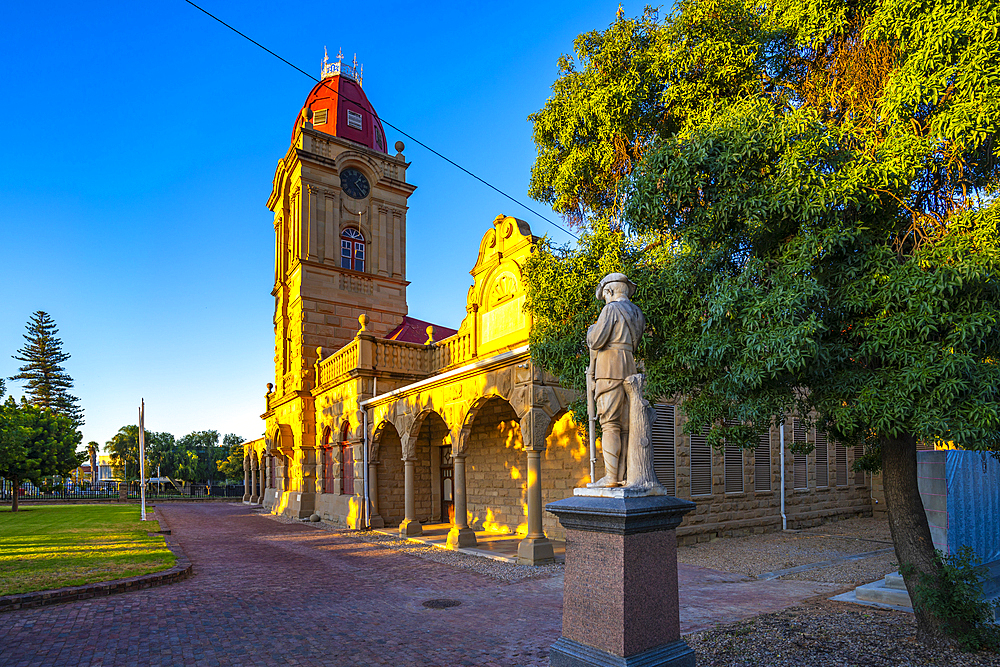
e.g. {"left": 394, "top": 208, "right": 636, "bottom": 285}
{"left": 0, "top": 504, "right": 175, "bottom": 596}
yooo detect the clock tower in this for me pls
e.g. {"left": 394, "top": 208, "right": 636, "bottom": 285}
{"left": 264, "top": 52, "right": 416, "bottom": 484}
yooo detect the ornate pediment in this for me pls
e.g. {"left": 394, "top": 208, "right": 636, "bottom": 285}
{"left": 457, "top": 215, "right": 539, "bottom": 356}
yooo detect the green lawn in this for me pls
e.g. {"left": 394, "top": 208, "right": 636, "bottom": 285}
{"left": 0, "top": 504, "right": 176, "bottom": 596}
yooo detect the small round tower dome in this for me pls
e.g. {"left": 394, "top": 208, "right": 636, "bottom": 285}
{"left": 292, "top": 50, "right": 388, "bottom": 154}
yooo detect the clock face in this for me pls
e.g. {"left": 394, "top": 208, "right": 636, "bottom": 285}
{"left": 340, "top": 168, "right": 370, "bottom": 200}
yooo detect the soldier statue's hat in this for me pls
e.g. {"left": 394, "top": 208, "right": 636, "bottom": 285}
{"left": 595, "top": 273, "right": 637, "bottom": 300}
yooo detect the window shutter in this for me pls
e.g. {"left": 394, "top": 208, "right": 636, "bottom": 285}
{"left": 836, "top": 440, "right": 847, "bottom": 486}
{"left": 346, "top": 109, "right": 363, "bottom": 130}
{"left": 816, "top": 430, "right": 829, "bottom": 487}
{"left": 689, "top": 426, "right": 712, "bottom": 496}
{"left": 755, "top": 428, "right": 771, "bottom": 491}
{"left": 793, "top": 419, "right": 808, "bottom": 489}
{"left": 724, "top": 420, "right": 743, "bottom": 494}
{"left": 313, "top": 108, "right": 328, "bottom": 125}
{"left": 651, "top": 404, "right": 675, "bottom": 495}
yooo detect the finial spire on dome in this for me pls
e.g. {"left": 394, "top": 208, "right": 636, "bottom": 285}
{"left": 320, "top": 47, "right": 363, "bottom": 87}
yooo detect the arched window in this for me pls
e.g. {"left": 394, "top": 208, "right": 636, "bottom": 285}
{"left": 340, "top": 421, "right": 354, "bottom": 495}
{"left": 341, "top": 228, "right": 365, "bottom": 272}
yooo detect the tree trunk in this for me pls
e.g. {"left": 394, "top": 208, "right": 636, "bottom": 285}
{"left": 11, "top": 474, "right": 19, "bottom": 512}
{"left": 623, "top": 373, "right": 662, "bottom": 491}
{"left": 880, "top": 432, "right": 952, "bottom": 647}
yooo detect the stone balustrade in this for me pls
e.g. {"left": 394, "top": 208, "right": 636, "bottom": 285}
{"left": 373, "top": 338, "right": 430, "bottom": 375}
{"left": 431, "top": 330, "right": 475, "bottom": 369}
{"left": 315, "top": 329, "right": 478, "bottom": 389}
{"left": 317, "top": 338, "right": 361, "bottom": 386}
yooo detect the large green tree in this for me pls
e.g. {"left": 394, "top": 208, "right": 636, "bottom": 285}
{"left": 10, "top": 311, "right": 84, "bottom": 428}
{"left": 526, "top": 0, "right": 1000, "bottom": 648}
{"left": 0, "top": 399, "right": 83, "bottom": 511}
{"left": 106, "top": 425, "right": 146, "bottom": 481}
{"left": 178, "top": 430, "right": 223, "bottom": 483}
{"left": 216, "top": 434, "right": 247, "bottom": 482}
{"left": 0, "top": 398, "right": 29, "bottom": 511}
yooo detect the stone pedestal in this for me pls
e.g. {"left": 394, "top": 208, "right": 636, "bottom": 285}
{"left": 546, "top": 492, "right": 696, "bottom": 667}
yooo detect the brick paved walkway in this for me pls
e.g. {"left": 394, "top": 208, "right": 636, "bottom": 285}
{"left": 0, "top": 503, "right": 846, "bottom": 667}
{"left": 0, "top": 503, "right": 562, "bottom": 666}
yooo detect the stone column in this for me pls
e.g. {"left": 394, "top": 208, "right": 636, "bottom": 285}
{"left": 369, "top": 461, "right": 385, "bottom": 529}
{"left": 518, "top": 449, "right": 555, "bottom": 565}
{"left": 447, "top": 453, "right": 477, "bottom": 548}
{"left": 242, "top": 457, "right": 251, "bottom": 502}
{"left": 546, "top": 493, "right": 697, "bottom": 667}
{"left": 399, "top": 457, "right": 422, "bottom": 536}
{"left": 249, "top": 462, "right": 259, "bottom": 504}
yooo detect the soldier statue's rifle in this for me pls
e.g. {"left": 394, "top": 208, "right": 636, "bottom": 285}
{"left": 586, "top": 348, "right": 597, "bottom": 484}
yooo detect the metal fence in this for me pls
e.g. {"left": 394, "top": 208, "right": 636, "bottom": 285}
{"left": 0, "top": 479, "right": 245, "bottom": 501}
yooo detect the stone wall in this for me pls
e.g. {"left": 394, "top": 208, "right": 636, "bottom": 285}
{"left": 376, "top": 427, "right": 405, "bottom": 526}
{"left": 542, "top": 412, "right": 598, "bottom": 541}
{"left": 465, "top": 399, "right": 527, "bottom": 535}
{"left": 669, "top": 411, "right": 872, "bottom": 544}
{"left": 412, "top": 433, "right": 434, "bottom": 524}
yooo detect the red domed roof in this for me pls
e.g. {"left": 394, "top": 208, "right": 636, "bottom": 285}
{"left": 292, "top": 56, "right": 387, "bottom": 154}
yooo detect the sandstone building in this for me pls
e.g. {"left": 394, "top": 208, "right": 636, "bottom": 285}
{"left": 243, "top": 55, "right": 873, "bottom": 564}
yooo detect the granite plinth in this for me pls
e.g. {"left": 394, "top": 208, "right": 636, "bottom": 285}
{"left": 549, "top": 638, "right": 695, "bottom": 667}
{"left": 547, "top": 494, "right": 696, "bottom": 535}
{"left": 546, "top": 494, "right": 697, "bottom": 666}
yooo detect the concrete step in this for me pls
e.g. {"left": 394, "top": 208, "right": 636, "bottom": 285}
{"left": 884, "top": 572, "right": 906, "bottom": 590}
{"left": 855, "top": 577, "right": 913, "bottom": 608}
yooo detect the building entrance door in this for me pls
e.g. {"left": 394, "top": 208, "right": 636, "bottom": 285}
{"left": 440, "top": 448, "right": 454, "bottom": 523}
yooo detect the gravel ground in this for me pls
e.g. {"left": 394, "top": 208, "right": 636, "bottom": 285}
{"left": 778, "top": 551, "right": 900, "bottom": 584}
{"left": 678, "top": 515, "right": 899, "bottom": 584}
{"left": 688, "top": 598, "right": 1000, "bottom": 666}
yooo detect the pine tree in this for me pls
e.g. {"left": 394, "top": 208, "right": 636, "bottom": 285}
{"left": 10, "top": 311, "right": 84, "bottom": 428}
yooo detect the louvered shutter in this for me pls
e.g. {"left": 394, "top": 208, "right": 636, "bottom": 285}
{"left": 836, "top": 440, "right": 847, "bottom": 486}
{"left": 651, "top": 404, "right": 676, "bottom": 495}
{"left": 816, "top": 430, "right": 829, "bottom": 487}
{"left": 689, "top": 426, "right": 712, "bottom": 496}
{"left": 793, "top": 419, "right": 808, "bottom": 489}
{"left": 724, "top": 419, "right": 743, "bottom": 494}
{"left": 755, "top": 428, "right": 771, "bottom": 491}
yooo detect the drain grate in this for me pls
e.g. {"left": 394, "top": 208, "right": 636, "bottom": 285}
{"left": 422, "top": 598, "right": 461, "bottom": 609}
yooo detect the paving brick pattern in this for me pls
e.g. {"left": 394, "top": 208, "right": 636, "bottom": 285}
{"left": 0, "top": 503, "right": 562, "bottom": 666}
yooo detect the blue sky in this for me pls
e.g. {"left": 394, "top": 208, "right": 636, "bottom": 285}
{"left": 0, "top": 0, "right": 623, "bottom": 448}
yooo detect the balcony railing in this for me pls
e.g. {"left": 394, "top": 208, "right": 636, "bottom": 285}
{"left": 431, "top": 330, "right": 475, "bottom": 370}
{"left": 315, "top": 328, "right": 479, "bottom": 390}
{"left": 317, "top": 338, "right": 360, "bottom": 386}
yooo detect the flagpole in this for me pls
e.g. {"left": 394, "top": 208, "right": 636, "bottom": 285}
{"left": 139, "top": 400, "right": 146, "bottom": 521}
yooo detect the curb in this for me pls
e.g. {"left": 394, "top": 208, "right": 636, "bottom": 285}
{"left": 0, "top": 508, "right": 193, "bottom": 613}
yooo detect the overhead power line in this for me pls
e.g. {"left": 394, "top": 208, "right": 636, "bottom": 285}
{"left": 182, "top": 0, "right": 579, "bottom": 240}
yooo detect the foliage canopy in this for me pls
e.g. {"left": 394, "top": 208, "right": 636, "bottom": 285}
{"left": 525, "top": 0, "right": 1000, "bottom": 648}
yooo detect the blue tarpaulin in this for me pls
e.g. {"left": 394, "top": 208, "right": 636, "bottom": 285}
{"left": 945, "top": 451, "right": 1000, "bottom": 565}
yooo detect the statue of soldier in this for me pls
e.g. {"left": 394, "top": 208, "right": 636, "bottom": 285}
{"left": 586, "top": 273, "right": 645, "bottom": 488}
